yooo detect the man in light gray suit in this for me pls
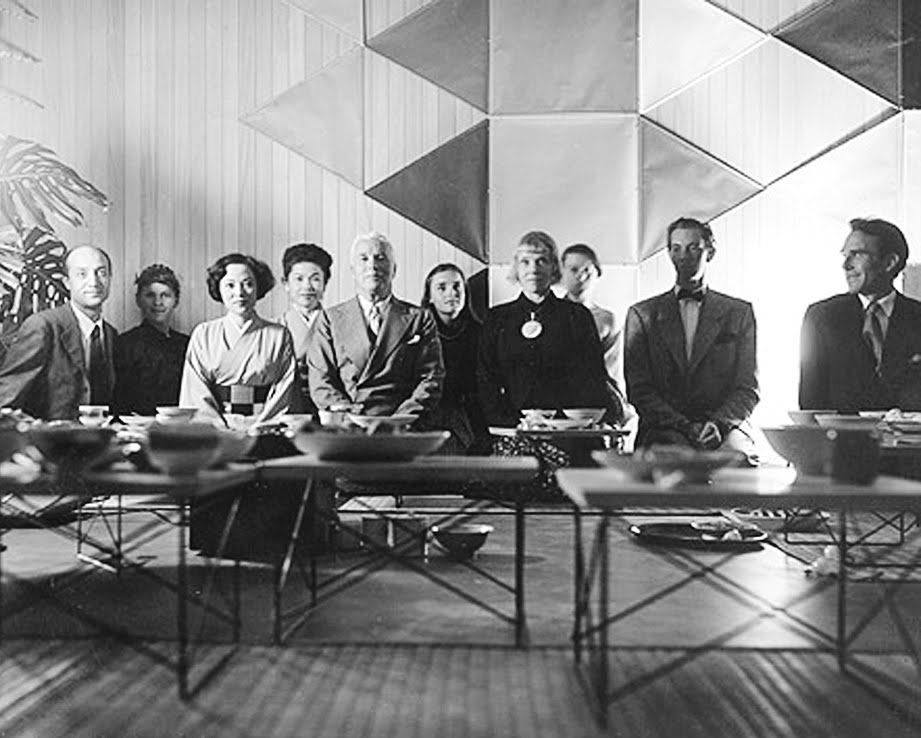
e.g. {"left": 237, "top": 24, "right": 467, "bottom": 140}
{"left": 0, "top": 245, "right": 117, "bottom": 420}
{"left": 624, "top": 218, "right": 758, "bottom": 451}
{"left": 308, "top": 232, "right": 444, "bottom": 423}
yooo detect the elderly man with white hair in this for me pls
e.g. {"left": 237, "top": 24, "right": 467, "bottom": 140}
{"left": 307, "top": 232, "right": 444, "bottom": 423}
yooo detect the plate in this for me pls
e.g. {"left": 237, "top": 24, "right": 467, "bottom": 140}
{"left": 525, "top": 418, "right": 590, "bottom": 431}
{"left": 347, "top": 414, "right": 417, "bottom": 430}
{"left": 292, "top": 430, "right": 449, "bottom": 461}
{"left": 888, "top": 421, "right": 921, "bottom": 434}
{"left": 629, "top": 521, "right": 767, "bottom": 548}
{"left": 592, "top": 446, "right": 743, "bottom": 483}
{"left": 814, "top": 414, "right": 881, "bottom": 430}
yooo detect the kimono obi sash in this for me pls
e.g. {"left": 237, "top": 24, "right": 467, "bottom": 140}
{"left": 214, "top": 384, "right": 270, "bottom": 417}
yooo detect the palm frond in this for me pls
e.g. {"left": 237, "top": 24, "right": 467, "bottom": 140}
{"left": 0, "top": 0, "right": 37, "bottom": 22}
{"left": 0, "top": 36, "right": 39, "bottom": 62}
{"left": 0, "top": 135, "right": 107, "bottom": 236}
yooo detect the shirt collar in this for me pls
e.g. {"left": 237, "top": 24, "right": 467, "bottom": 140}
{"left": 70, "top": 301, "right": 103, "bottom": 341}
{"left": 673, "top": 284, "right": 708, "bottom": 298}
{"left": 858, "top": 290, "right": 897, "bottom": 317}
{"left": 357, "top": 293, "right": 391, "bottom": 319}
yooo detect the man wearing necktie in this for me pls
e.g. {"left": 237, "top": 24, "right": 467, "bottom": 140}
{"left": 0, "top": 245, "right": 117, "bottom": 420}
{"left": 624, "top": 217, "right": 759, "bottom": 451}
{"left": 800, "top": 218, "right": 921, "bottom": 412}
{"left": 308, "top": 232, "right": 444, "bottom": 422}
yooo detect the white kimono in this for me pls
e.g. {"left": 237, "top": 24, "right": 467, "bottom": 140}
{"left": 180, "top": 314, "right": 297, "bottom": 423}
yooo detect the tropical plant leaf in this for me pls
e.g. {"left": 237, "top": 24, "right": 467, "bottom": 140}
{"left": 0, "top": 135, "right": 107, "bottom": 237}
{"left": 0, "top": 0, "right": 37, "bottom": 22}
{"left": 0, "top": 227, "right": 67, "bottom": 335}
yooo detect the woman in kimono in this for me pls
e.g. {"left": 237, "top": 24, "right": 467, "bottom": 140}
{"left": 180, "top": 253, "right": 296, "bottom": 423}
{"left": 275, "top": 243, "right": 333, "bottom": 416}
{"left": 181, "top": 253, "right": 306, "bottom": 557}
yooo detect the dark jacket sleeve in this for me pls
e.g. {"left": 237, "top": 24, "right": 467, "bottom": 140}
{"left": 710, "top": 303, "right": 759, "bottom": 428}
{"left": 624, "top": 304, "right": 692, "bottom": 434}
{"left": 0, "top": 313, "right": 51, "bottom": 411}
{"left": 799, "top": 303, "right": 826, "bottom": 410}
{"left": 476, "top": 311, "right": 516, "bottom": 427}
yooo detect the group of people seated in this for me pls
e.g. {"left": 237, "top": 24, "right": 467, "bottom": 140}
{"left": 0, "top": 215, "right": 917, "bottom": 507}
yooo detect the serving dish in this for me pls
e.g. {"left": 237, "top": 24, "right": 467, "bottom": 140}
{"left": 292, "top": 429, "right": 449, "bottom": 461}
{"left": 629, "top": 520, "right": 767, "bottom": 548}
{"left": 592, "top": 446, "right": 742, "bottom": 483}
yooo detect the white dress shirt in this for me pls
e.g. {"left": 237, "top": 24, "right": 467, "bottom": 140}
{"left": 858, "top": 289, "right": 896, "bottom": 340}
{"left": 356, "top": 294, "right": 392, "bottom": 336}
{"left": 674, "top": 285, "right": 706, "bottom": 360}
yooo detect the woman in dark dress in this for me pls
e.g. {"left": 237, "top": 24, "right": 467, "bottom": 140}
{"left": 113, "top": 264, "right": 189, "bottom": 417}
{"left": 421, "top": 263, "right": 488, "bottom": 454}
{"left": 478, "top": 231, "right": 619, "bottom": 498}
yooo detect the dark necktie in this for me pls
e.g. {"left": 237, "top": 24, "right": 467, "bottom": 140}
{"left": 89, "top": 325, "right": 111, "bottom": 404}
{"left": 862, "top": 301, "right": 885, "bottom": 374}
{"left": 677, "top": 288, "right": 705, "bottom": 302}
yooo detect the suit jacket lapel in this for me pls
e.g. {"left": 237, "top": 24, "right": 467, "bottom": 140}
{"left": 688, "top": 294, "right": 728, "bottom": 375}
{"left": 882, "top": 294, "right": 910, "bottom": 374}
{"left": 104, "top": 321, "right": 118, "bottom": 390}
{"left": 654, "top": 294, "right": 688, "bottom": 373}
{"left": 340, "top": 298, "right": 373, "bottom": 378}
{"left": 58, "top": 305, "right": 86, "bottom": 376}
{"left": 363, "top": 299, "right": 412, "bottom": 381}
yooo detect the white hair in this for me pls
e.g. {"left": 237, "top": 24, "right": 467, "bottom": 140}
{"left": 350, "top": 231, "right": 395, "bottom": 264}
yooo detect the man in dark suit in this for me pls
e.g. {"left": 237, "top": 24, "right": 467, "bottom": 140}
{"left": 0, "top": 245, "right": 117, "bottom": 420}
{"left": 800, "top": 218, "right": 921, "bottom": 412}
{"left": 625, "top": 217, "right": 758, "bottom": 450}
{"left": 308, "top": 232, "right": 444, "bottom": 422}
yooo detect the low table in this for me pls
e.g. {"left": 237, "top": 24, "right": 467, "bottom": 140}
{"left": 257, "top": 455, "right": 539, "bottom": 646}
{"left": 555, "top": 466, "right": 921, "bottom": 726}
{"left": 1, "top": 465, "right": 257, "bottom": 699}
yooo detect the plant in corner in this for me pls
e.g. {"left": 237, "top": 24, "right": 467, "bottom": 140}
{"left": 0, "top": 134, "right": 107, "bottom": 344}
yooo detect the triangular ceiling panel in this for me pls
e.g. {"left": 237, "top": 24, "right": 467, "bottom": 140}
{"left": 777, "top": 0, "right": 901, "bottom": 107}
{"left": 491, "top": 0, "right": 637, "bottom": 113}
{"left": 241, "top": 47, "right": 364, "bottom": 189}
{"left": 284, "top": 0, "right": 363, "bottom": 41}
{"left": 366, "top": 120, "right": 488, "bottom": 262}
{"left": 367, "top": 0, "right": 488, "bottom": 111}
{"left": 640, "top": 118, "right": 761, "bottom": 260}
{"left": 904, "top": 3, "right": 921, "bottom": 108}
{"left": 640, "top": 0, "right": 764, "bottom": 111}
{"left": 647, "top": 38, "right": 895, "bottom": 184}
{"left": 768, "top": 112, "right": 903, "bottom": 225}
{"left": 704, "top": 0, "right": 825, "bottom": 33}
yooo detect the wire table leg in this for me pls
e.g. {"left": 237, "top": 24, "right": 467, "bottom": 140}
{"left": 837, "top": 509, "right": 848, "bottom": 674}
{"left": 573, "top": 506, "right": 583, "bottom": 664}
{"left": 597, "top": 514, "right": 610, "bottom": 728}
{"left": 515, "top": 498, "right": 526, "bottom": 648}
{"left": 177, "top": 500, "right": 189, "bottom": 700}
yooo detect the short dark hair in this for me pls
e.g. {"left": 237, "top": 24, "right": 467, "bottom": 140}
{"left": 206, "top": 253, "right": 275, "bottom": 302}
{"left": 282, "top": 242, "right": 333, "bottom": 282}
{"left": 666, "top": 217, "right": 715, "bottom": 250}
{"left": 135, "top": 263, "right": 180, "bottom": 299}
{"left": 562, "top": 243, "right": 602, "bottom": 277}
{"left": 849, "top": 218, "right": 909, "bottom": 275}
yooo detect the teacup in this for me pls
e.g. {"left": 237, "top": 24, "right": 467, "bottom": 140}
{"left": 78, "top": 404, "right": 110, "bottom": 428}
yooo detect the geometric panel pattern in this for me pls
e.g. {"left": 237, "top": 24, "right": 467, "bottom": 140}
{"left": 283, "top": 0, "right": 364, "bottom": 41}
{"left": 490, "top": 115, "right": 638, "bottom": 264}
{"left": 640, "top": 118, "right": 762, "bottom": 260}
{"left": 646, "top": 38, "right": 896, "bottom": 184}
{"left": 366, "top": 121, "right": 488, "bottom": 263}
{"left": 777, "top": 0, "right": 901, "bottom": 106}
{"left": 640, "top": 0, "right": 764, "bottom": 110}
{"left": 240, "top": 46, "right": 364, "bottom": 189}
{"left": 705, "top": 0, "right": 825, "bottom": 33}
{"left": 367, "top": 0, "right": 488, "bottom": 111}
{"left": 491, "top": 0, "right": 637, "bottom": 114}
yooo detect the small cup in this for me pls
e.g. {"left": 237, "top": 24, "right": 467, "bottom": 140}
{"left": 78, "top": 404, "right": 109, "bottom": 427}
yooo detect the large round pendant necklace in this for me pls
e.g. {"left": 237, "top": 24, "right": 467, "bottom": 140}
{"left": 521, "top": 311, "right": 542, "bottom": 339}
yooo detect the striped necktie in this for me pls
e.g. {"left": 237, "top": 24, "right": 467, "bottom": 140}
{"left": 368, "top": 302, "right": 382, "bottom": 337}
{"left": 862, "top": 301, "right": 884, "bottom": 374}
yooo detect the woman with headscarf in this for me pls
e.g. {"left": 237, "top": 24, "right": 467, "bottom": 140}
{"left": 113, "top": 263, "right": 189, "bottom": 416}
{"left": 421, "top": 263, "right": 488, "bottom": 453}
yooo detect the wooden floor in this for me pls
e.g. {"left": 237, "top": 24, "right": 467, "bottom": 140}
{"left": 1, "top": 641, "right": 919, "bottom": 737}
{"left": 2, "top": 506, "right": 920, "bottom": 736}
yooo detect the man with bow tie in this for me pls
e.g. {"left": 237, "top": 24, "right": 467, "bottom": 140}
{"left": 624, "top": 217, "right": 759, "bottom": 450}
{"left": 800, "top": 218, "right": 921, "bottom": 412}
{"left": 308, "top": 232, "right": 444, "bottom": 423}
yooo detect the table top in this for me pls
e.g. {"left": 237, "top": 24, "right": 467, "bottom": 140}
{"left": 79, "top": 464, "right": 257, "bottom": 498}
{"left": 258, "top": 454, "right": 539, "bottom": 483}
{"left": 489, "top": 425, "right": 629, "bottom": 439}
{"left": 556, "top": 466, "right": 921, "bottom": 511}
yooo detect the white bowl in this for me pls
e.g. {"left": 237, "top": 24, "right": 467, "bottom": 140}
{"left": 562, "top": 408, "right": 606, "bottom": 423}
{"left": 145, "top": 422, "right": 222, "bottom": 475}
{"left": 119, "top": 415, "right": 156, "bottom": 430}
{"left": 521, "top": 409, "right": 556, "bottom": 420}
{"left": 814, "top": 413, "right": 881, "bottom": 430}
{"left": 293, "top": 429, "right": 449, "bottom": 461}
{"left": 155, "top": 406, "right": 198, "bottom": 424}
